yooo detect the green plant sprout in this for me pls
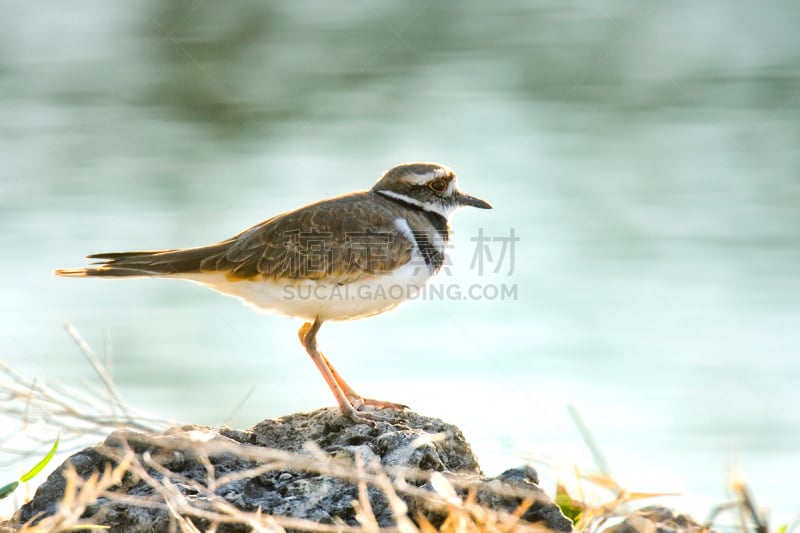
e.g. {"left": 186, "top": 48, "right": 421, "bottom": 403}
{"left": 0, "top": 435, "right": 59, "bottom": 500}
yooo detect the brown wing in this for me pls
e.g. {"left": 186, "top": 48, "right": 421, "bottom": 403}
{"left": 206, "top": 192, "right": 413, "bottom": 283}
{"left": 56, "top": 192, "right": 414, "bottom": 284}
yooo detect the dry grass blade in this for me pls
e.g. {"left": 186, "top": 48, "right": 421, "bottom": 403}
{"left": 353, "top": 451, "right": 380, "bottom": 533}
{"left": 63, "top": 323, "right": 129, "bottom": 420}
{"left": 373, "top": 464, "right": 418, "bottom": 533}
{"left": 14, "top": 453, "right": 132, "bottom": 532}
{"left": 733, "top": 480, "right": 767, "bottom": 533}
{"left": 0, "top": 327, "right": 173, "bottom": 466}
{"left": 567, "top": 404, "right": 610, "bottom": 478}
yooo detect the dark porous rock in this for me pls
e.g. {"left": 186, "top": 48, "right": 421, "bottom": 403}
{"left": 604, "top": 506, "right": 713, "bottom": 533}
{"left": 14, "top": 407, "right": 572, "bottom": 532}
{"left": 479, "top": 466, "right": 574, "bottom": 531}
{"left": 411, "top": 464, "right": 573, "bottom": 532}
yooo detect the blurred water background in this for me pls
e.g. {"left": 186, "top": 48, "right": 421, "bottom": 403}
{"left": 1, "top": 0, "right": 799, "bottom": 523}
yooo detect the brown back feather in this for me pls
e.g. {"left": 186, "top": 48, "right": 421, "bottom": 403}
{"left": 56, "top": 191, "right": 424, "bottom": 283}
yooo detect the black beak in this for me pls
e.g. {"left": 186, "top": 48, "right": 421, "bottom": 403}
{"left": 457, "top": 191, "right": 493, "bottom": 209}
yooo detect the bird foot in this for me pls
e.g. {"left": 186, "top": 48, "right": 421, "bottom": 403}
{"left": 339, "top": 397, "right": 408, "bottom": 425}
{"left": 350, "top": 396, "right": 408, "bottom": 411}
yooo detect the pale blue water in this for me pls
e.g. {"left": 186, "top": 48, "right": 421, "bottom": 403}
{"left": 1, "top": 1, "right": 799, "bottom": 523}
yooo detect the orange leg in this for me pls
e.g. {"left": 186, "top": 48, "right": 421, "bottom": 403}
{"left": 318, "top": 350, "right": 408, "bottom": 411}
{"left": 298, "top": 318, "right": 406, "bottom": 423}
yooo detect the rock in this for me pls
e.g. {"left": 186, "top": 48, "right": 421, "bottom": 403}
{"left": 604, "top": 506, "right": 712, "bottom": 533}
{"left": 412, "top": 464, "right": 573, "bottom": 532}
{"left": 478, "top": 466, "right": 573, "bottom": 530}
{"left": 13, "top": 407, "right": 572, "bottom": 532}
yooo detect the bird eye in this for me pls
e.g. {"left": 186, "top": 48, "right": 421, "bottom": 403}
{"left": 429, "top": 179, "right": 448, "bottom": 193}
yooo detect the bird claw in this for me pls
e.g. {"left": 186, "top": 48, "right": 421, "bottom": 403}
{"left": 349, "top": 395, "right": 407, "bottom": 412}
{"left": 340, "top": 397, "right": 408, "bottom": 425}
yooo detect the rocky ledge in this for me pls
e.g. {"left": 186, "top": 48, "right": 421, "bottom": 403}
{"left": 13, "top": 408, "right": 574, "bottom": 532}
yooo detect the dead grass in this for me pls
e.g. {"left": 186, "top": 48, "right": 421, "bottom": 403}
{"left": 4, "top": 430, "right": 560, "bottom": 533}
{"left": 1, "top": 326, "right": 793, "bottom": 533}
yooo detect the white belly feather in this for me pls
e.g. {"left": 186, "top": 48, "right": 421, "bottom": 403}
{"left": 174, "top": 257, "right": 432, "bottom": 322}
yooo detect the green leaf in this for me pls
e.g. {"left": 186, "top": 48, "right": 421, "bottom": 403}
{"left": 554, "top": 492, "right": 583, "bottom": 523}
{"left": 20, "top": 434, "right": 60, "bottom": 482}
{"left": 0, "top": 481, "right": 19, "bottom": 499}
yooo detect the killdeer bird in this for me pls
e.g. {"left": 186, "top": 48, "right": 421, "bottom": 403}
{"left": 56, "top": 162, "right": 492, "bottom": 423}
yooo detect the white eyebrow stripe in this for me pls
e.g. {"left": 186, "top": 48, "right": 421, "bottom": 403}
{"left": 376, "top": 190, "right": 450, "bottom": 218}
{"left": 403, "top": 167, "right": 454, "bottom": 186}
{"left": 404, "top": 172, "right": 436, "bottom": 186}
{"left": 432, "top": 166, "right": 454, "bottom": 178}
